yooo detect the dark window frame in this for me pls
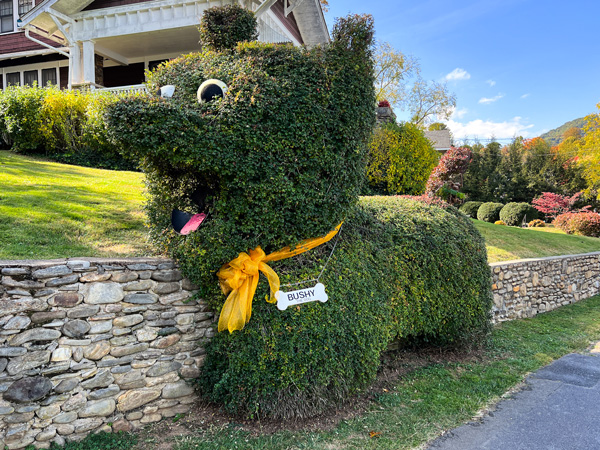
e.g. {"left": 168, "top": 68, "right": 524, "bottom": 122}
{"left": 0, "top": 0, "right": 14, "bottom": 33}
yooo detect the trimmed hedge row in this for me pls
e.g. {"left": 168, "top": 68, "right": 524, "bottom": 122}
{"left": 477, "top": 202, "right": 504, "bottom": 222}
{"left": 459, "top": 201, "right": 483, "bottom": 219}
{"left": 500, "top": 202, "right": 538, "bottom": 226}
{"left": 199, "top": 197, "right": 493, "bottom": 419}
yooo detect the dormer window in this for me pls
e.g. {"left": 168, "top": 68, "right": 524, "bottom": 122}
{"left": 0, "top": 0, "right": 13, "bottom": 33}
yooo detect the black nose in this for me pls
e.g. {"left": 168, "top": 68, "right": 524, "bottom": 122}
{"left": 198, "top": 79, "right": 227, "bottom": 103}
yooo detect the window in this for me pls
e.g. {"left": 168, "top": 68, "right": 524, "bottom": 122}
{"left": 42, "top": 68, "right": 57, "bottom": 86}
{"left": 18, "top": 0, "right": 32, "bottom": 16}
{"left": 0, "top": 0, "right": 13, "bottom": 33}
{"left": 24, "top": 70, "right": 37, "bottom": 86}
{"left": 6, "top": 72, "right": 19, "bottom": 86}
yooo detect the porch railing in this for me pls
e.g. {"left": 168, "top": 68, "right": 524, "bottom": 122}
{"left": 96, "top": 84, "right": 148, "bottom": 95}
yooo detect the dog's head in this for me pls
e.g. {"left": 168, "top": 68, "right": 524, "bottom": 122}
{"left": 107, "top": 14, "right": 375, "bottom": 295}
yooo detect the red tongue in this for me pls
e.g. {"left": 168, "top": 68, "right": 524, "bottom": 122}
{"left": 180, "top": 213, "right": 207, "bottom": 235}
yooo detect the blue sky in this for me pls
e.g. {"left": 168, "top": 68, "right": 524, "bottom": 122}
{"left": 323, "top": 0, "right": 600, "bottom": 142}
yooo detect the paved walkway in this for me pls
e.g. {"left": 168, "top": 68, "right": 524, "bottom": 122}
{"left": 427, "top": 352, "right": 600, "bottom": 450}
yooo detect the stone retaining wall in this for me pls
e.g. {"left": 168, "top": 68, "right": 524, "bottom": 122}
{"left": 1, "top": 252, "right": 599, "bottom": 448}
{"left": 0, "top": 258, "right": 215, "bottom": 450}
{"left": 491, "top": 252, "right": 600, "bottom": 322}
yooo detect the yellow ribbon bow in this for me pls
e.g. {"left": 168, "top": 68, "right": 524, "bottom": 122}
{"left": 216, "top": 223, "right": 342, "bottom": 333}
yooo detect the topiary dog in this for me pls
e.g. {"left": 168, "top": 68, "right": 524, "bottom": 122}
{"left": 107, "top": 10, "right": 492, "bottom": 420}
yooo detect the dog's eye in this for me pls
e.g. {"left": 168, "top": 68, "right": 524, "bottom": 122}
{"left": 197, "top": 79, "right": 228, "bottom": 103}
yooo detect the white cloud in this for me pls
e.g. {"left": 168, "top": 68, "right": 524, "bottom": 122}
{"left": 479, "top": 94, "right": 504, "bottom": 104}
{"left": 445, "top": 68, "right": 471, "bottom": 81}
{"left": 486, "top": 79, "right": 496, "bottom": 87}
{"left": 450, "top": 107, "right": 468, "bottom": 119}
{"left": 444, "top": 116, "right": 534, "bottom": 140}
{"left": 521, "top": 93, "right": 530, "bottom": 99}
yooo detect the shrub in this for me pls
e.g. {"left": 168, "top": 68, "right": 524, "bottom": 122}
{"left": 555, "top": 212, "right": 600, "bottom": 237}
{"left": 378, "top": 99, "right": 391, "bottom": 107}
{"left": 198, "top": 5, "right": 258, "bottom": 52}
{"left": 0, "top": 84, "right": 46, "bottom": 152}
{"left": 500, "top": 202, "right": 539, "bottom": 226}
{"left": 366, "top": 122, "right": 439, "bottom": 195}
{"left": 0, "top": 85, "right": 135, "bottom": 170}
{"left": 477, "top": 202, "right": 504, "bottom": 223}
{"left": 459, "top": 201, "right": 483, "bottom": 219}
{"left": 528, "top": 219, "right": 545, "bottom": 227}
{"left": 199, "top": 197, "right": 492, "bottom": 419}
{"left": 495, "top": 220, "right": 506, "bottom": 225}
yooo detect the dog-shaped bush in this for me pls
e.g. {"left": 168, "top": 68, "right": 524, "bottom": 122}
{"left": 107, "top": 10, "right": 492, "bottom": 419}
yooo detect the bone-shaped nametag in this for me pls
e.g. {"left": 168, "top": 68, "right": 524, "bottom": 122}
{"left": 275, "top": 283, "right": 328, "bottom": 311}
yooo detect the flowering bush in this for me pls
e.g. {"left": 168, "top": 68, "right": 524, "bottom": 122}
{"left": 425, "top": 146, "right": 472, "bottom": 205}
{"left": 495, "top": 220, "right": 506, "bottom": 225}
{"left": 532, "top": 192, "right": 586, "bottom": 220}
{"left": 555, "top": 212, "right": 600, "bottom": 237}
{"left": 528, "top": 219, "right": 545, "bottom": 227}
{"left": 378, "top": 99, "right": 391, "bottom": 107}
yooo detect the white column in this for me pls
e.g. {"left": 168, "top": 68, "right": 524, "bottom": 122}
{"left": 69, "top": 43, "right": 82, "bottom": 88}
{"left": 82, "top": 40, "right": 96, "bottom": 88}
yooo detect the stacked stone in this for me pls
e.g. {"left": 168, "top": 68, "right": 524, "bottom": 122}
{"left": 0, "top": 258, "right": 215, "bottom": 450}
{"left": 491, "top": 252, "right": 600, "bottom": 322}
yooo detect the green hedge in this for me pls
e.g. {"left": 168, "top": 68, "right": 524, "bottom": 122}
{"left": 199, "top": 197, "right": 492, "bottom": 419}
{"left": 500, "top": 202, "right": 538, "bottom": 226}
{"left": 477, "top": 202, "right": 504, "bottom": 223}
{"left": 459, "top": 201, "right": 483, "bottom": 219}
{"left": 0, "top": 85, "right": 135, "bottom": 170}
{"left": 198, "top": 4, "right": 258, "bottom": 52}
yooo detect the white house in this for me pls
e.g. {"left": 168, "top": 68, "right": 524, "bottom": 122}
{"left": 0, "top": 0, "right": 329, "bottom": 90}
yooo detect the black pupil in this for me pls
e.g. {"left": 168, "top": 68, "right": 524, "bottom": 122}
{"left": 201, "top": 84, "right": 224, "bottom": 102}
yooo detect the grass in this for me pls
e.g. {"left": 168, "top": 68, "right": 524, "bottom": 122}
{"left": 2, "top": 152, "right": 600, "bottom": 262}
{"left": 0, "top": 150, "right": 153, "bottom": 259}
{"left": 473, "top": 219, "right": 600, "bottom": 263}
{"left": 133, "top": 294, "right": 600, "bottom": 450}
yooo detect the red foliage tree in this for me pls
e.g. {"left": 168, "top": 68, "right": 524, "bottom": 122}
{"left": 531, "top": 192, "right": 587, "bottom": 220}
{"left": 425, "top": 146, "right": 472, "bottom": 205}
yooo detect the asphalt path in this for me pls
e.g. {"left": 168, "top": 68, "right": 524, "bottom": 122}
{"left": 428, "top": 352, "right": 600, "bottom": 450}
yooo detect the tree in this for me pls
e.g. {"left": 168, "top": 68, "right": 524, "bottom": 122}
{"left": 579, "top": 104, "right": 600, "bottom": 198}
{"left": 366, "top": 122, "right": 439, "bottom": 195}
{"left": 373, "top": 41, "right": 416, "bottom": 106}
{"left": 373, "top": 42, "right": 455, "bottom": 127}
{"left": 428, "top": 122, "right": 449, "bottom": 131}
{"left": 426, "top": 146, "right": 472, "bottom": 204}
{"left": 532, "top": 192, "right": 585, "bottom": 220}
{"left": 408, "top": 69, "right": 456, "bottom": 126}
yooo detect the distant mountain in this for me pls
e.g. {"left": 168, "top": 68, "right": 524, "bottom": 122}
{"left": 540, "top": 117, "right": 587, "bottom": 146}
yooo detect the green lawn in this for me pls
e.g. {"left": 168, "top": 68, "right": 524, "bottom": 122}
{"left": 0, "top": 150, "right": 153, "bottom": 259}
{"left": 473, "top": 219, "right": 600, "bottom": 263}
{"left": 2, "top": 151, "right": 599, "bottom": 263}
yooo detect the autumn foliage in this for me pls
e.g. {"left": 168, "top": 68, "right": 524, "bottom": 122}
{"left": 555, "top": 212, "right": 600, "bottom": 237}
{"left": 532, "top": 192, "right": 587, "bottom": 220}
{"left": 425, "top": 146, "right": 472, "bottom": 204}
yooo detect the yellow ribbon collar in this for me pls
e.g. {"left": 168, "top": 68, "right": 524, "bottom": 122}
{"left": 217, "top": 223, "right": 342, "bottom": 333}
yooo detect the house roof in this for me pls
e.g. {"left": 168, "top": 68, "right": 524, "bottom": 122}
{"left": 19, "top": 0, "right": 329, "bottom": 47}
{"left": 424, "top": 130, "right": 452, "bottom": 151}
